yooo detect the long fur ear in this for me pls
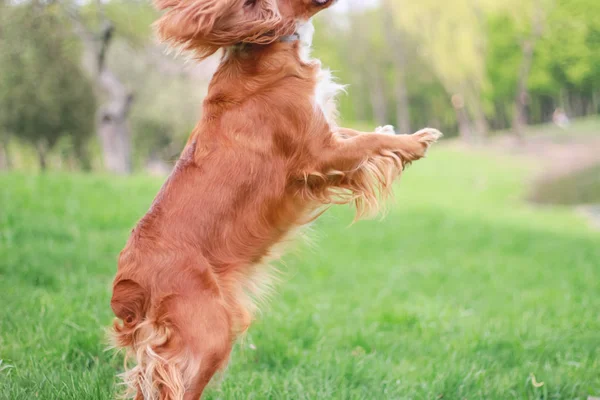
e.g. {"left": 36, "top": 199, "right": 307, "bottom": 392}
{"left": 154, "top": 0, "right": 294, "bottom": 59}
{"left": 111, "top": 279, "right": 148, "bottom": 341}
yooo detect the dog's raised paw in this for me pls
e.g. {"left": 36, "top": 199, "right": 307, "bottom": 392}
{"left": 376, "top": 125, "right": 396, "bottom": 135}
{"left": 412, "top": 128, "right": 443, "bottom": 146}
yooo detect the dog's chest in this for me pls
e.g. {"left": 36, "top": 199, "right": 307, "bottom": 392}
{"left": 297, "top": 21, "right": 344, "bottom": 126}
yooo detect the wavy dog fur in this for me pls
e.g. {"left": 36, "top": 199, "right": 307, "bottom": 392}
{"left": 154, "top": 0, "right": 294, "bottom": 59}
{"left": 110, "top": 0, "right": 442, "bottom": 398}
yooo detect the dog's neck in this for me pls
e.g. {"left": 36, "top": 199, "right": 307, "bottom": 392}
{"left": 225, "top": 20, "right": 313, "bottom": 62}
{"left": 227, "top": 31, "right": 300, "bottom": 56}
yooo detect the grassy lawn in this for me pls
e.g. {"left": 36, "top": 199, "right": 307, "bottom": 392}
{"left": 1, "top": 146, "right": 599, "bottom": 399}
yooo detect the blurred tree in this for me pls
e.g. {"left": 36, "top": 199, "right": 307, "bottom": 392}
{"left": 0, "top": 0, "right": 12, "bottom": 169}
{"left": 0, "top": 2, "right": 96, "bottom": 170}
{"left": 69, "top": 0, "right": 205, "bottom": 173}
{"left": 485, "top": 0, "right": 600, "bottom": 128}
{"left": 389, "top": 0, "right": 490, "bottom": 142}
{"left": 382, "top": 0, "right": 411, "bottom": 134}
{"left": 485, "top": 15, "right": 521, "bottom": 130}
{"left": 540, "top": 0, "right": 600, "bottom": 116}
{"left": 2, "top": 0, "right": 597, "bottom": 173}
{"left": 66, "top": 0, "right": 139, "bottom": 174}
{"left": 347, "top": 8, "right": 390, "bottom": 125}
{"left": 0, "top": 0, "right": 10, "bottom": 170}
{"left": 0, "top": 133, "right": 10, "bottom": 170}
{"left": 505, "top": 0, "right": 547, "bottom": 138}
{"left": 313, "top": 8, "right": 459, "bottom": 136}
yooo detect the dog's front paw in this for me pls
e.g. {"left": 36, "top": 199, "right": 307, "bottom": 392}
{"left": 376, "top": 125, "right": 396, "bottom": 135}
{"left": 412, "top": 128, "right": 443, "bottom": 145}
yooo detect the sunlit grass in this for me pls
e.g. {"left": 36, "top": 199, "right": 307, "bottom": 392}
{"left": 1, "top": 146, "right": 599, "bottom": 399}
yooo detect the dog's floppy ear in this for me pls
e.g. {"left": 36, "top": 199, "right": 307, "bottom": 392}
{"left": 111, "top": 279, "right": 148, "bottom": 328}
{"left": 154, "top": 0, "right": 238, "bottom": 52}
{"left": 154, "top": 0, "right": 292, "bottom": 59}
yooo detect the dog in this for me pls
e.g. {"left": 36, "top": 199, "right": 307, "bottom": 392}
{"left": 110, "top": 0, "right": 442, "bottom": 398}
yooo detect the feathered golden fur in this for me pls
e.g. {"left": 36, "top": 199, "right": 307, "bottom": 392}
{"left": 110, "top": 0, "right": 441, "bottom": 398}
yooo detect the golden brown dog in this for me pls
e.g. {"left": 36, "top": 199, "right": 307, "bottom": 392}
{"left": 110, "top": 0, "right": 441, "bottom": 398}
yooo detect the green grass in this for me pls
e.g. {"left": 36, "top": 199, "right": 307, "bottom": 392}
{"left": 1, "top": 147, "right": 599, "bottom": 399}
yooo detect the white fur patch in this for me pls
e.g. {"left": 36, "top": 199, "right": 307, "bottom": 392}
{"left": 297, "top": 20, "right": 345, "bottom": 126}
{"left": 376, "top": 125, "right": 396, "bottom": 135}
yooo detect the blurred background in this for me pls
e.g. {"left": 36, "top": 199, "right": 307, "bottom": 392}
{"left": 0, "top": 1, "right": 598, "bottom": 188}
{"left": 1, "top": 0, "right": 599, "bottom": 206}
{"left": 1, "top": 0, "right": 599, "bottom": 398}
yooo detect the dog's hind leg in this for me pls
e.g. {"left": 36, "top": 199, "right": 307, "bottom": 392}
{"left": 183, "top": 347, "right": 231, "bottom": 400}
{"left": 112, "top": 266, "right": 234, "bottom": 400}
{"left": 167, "top": 286, "right": 233, "bottom": 400}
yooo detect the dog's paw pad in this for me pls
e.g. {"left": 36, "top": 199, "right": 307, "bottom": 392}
{"left": 376, "top": 125, "right": 396, "bottom": 135}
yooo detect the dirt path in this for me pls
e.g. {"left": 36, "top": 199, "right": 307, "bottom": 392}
{"left": 578, "top": 205, "right": 600, "bottom": 230}
{"left": 447, "top": 125, "right": 600, "bottom": 228}
{"left": 488, "top": 133, "right": 600, "bottom": 178}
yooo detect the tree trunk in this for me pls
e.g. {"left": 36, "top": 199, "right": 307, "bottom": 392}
{"left": 0, "top": 134, "right": 11, "bottom": 170}
{"left": 73, "top": 135, "right": 92, "bottom": 171}
{"left": 452, "top": 94, "right": 474, "bottom": 142}
{"left": 393, "top": 70, "right": 411, "bottom": 134}
{"left": 351, "top": 80, "right": 368, "bottom": 122}
{"left": 367, "top": 71, "right": 388, "bottom": 126}
{"left": 36, "top": 143, "right": 47, "bottom": 171}
{"left": 584, "top": 94, "right": 593, "bottom": 116}
{"left": 512, "top": 4, "right": 544, "bottom": 139}
{"left": 98, "top": 99, "right": 133, "bottom": 174}
{"left": 572, "top": 93, "right": 584, "bottom": 117}
{"left": 455, "top": 109, "right": 473, "bottom": 142}
{"left": 512, "top": 46, "right": 533, "bottom": 138}
{"left": 382, "top": 0, "right": 411, "bottom": 134}
{"left": 472, "top": 97, "right": 489, "bottom": 141}
{"left": 384, "top": 6, "right": 411, "bottom": 134}
{"left": 69, "top": 10, "right": 133, "bottom": 174}
{"left": 592, "top": 91, "right": 600, "bottom": 114}
{"left": 470, "top": 4, "right": 488, "bottom": 140}
{"left": 347, "top": 10, "right": 389, "bottom": 126}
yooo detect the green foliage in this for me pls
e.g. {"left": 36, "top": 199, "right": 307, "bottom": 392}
{"left": 314, "top": 0, "right": 600, "bottom": 135}
{"left": 541, "top": 0, "right": 600, "bottom": 93}
{"left": 484, "top": 0, "right": 600, "bottom": 126}
{"left": 312, "top": 13, "right": 458, "bottom": 134}
{"left": 486, "top": 15, "right": 521, "bottom": 102}
{"left": 103, "top": 0, "right": 157, "bottom": 44}
{"left": 1, "top": 0, "right": 599, "bottom": 168}
{"left": 1, "top": 146, "right": 599, "bottom": 398}
{"left": 78, "top": 0, "right": 157, "bottom": 46}
{"left": 0, "top": 2, "right": 96, "bottom": 169}
{"left": 132, "top": 118, "right": 182, "bottom": 168}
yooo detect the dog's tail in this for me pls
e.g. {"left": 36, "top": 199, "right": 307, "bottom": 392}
{"left": 110, "top": 276, "right": 232, "bottom": 399}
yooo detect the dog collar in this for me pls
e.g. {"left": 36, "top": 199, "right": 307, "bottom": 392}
{"left": 280, "top": 33, "right": 300, "bottom": 43}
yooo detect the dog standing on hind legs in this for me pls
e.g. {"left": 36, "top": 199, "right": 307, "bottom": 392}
{"left": 110, "top": 0, "right": 442, "bottom": 398}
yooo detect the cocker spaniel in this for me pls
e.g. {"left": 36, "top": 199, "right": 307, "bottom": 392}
{"left": 110, "top": 0, "right": 441, "bottom": 398}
